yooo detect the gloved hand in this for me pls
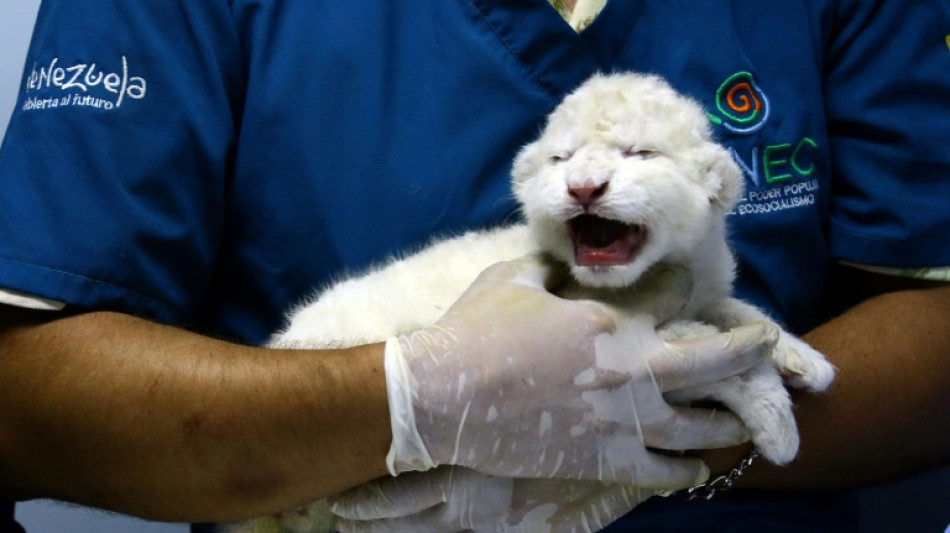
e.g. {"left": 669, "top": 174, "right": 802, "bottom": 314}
{"left": 385, "top": 254, "right": 777, "bottom": 487}
{"left": 329, "top": 466, "right": 652, "bottom": 533}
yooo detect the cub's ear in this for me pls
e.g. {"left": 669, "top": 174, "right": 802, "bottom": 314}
{"left": 510, "top": 139, "right": 544, "bottom": 185}
{"left": 697, "top": 142, "right": 744, "bottom": 210}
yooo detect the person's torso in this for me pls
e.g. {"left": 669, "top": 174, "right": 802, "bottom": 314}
{"left": 194, "top": 0, "right": 834, "bottom": 343}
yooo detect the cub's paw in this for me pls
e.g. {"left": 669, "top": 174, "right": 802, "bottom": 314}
{"left": 731, "top": 368, "right": 799, "bottom": 465}
{"left": 222, "top": 516, "right": 282, "bottom": 533}
{"left": 224, "top": 500, "right": 334, "bottom": 533}
{"left": 772, "top": 333, "right": 835, "bottom": 392}
{"left": 667, "top": 367, "right": 800, "bottom": 466}
{"left": 659, "top": 319, "right": 811, "bottom": 465}
{"left": 278, "top": 500, "right": 335, "bottom": 533}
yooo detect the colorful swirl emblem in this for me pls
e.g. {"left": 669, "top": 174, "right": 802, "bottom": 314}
{"left": 708, "top": 71, "right": 770, "bottom": 134}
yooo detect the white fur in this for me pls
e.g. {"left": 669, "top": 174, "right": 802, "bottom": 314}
{"left": 227, "top": 73, "right": 834, "bottom": 533}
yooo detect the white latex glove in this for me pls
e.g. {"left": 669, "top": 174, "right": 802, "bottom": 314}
{"left": 332, "top": 313, "right": 778, "bottom": 533}
{"left": 385, "top": 254, "right": 777, "bottom": 487}
{"left": 329, "top": 466, "right": 652, "bottom": 533}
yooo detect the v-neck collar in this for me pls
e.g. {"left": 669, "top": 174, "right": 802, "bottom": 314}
{"left": 469, "top": 0, "right": 646, "bottom": 101}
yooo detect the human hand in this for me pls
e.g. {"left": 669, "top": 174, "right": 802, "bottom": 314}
{"left": 329, "top": 466, "right": 653, "bottom": 533}
{"left": 385, "top": 254, "right": 778, "bottom": 486}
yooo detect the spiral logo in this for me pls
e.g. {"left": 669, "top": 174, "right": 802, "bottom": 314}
{"left": 708, "top": 71, "right": 770, "bottom": 134}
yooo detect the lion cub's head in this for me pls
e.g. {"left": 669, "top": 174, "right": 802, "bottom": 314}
{"left": 512, "top": 73, "right": 743, "bottom": 288}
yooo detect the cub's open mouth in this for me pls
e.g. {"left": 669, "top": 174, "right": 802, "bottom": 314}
{"left": 568, "top": 215, "right": 647, "bottom": 266}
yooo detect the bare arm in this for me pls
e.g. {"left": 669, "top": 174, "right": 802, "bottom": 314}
{"left": 703, "top": 267, "right": 950, "bottom": 488}
{"left": 0, "top": 307, "right": 391, "bottom": 523}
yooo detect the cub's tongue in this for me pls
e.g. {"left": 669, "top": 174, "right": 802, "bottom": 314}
{"left": 569, "top": 215, "right": 646, "bottom": 266}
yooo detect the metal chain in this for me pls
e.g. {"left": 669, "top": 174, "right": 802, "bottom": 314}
{"left": 677, "top": 448, "right": 761, "bottom": 501}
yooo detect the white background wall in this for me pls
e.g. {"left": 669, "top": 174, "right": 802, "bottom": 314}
{"left": 0, "top": 1, "right": 41, "bottom": 145}
{"left": 2, "top": 2, "right": 949, "bottom": 532}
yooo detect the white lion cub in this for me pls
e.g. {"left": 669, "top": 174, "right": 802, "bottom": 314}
{"left": 228, "top": 73, "right": 835, "bottom": 533}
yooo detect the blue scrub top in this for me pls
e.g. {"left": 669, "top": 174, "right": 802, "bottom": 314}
{"left": 1, "top": 1, "right": 949, "bottom": 530}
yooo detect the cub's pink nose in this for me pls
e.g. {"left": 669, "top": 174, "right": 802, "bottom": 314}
{"left": 568, "top": 182, "right": 609, "bottom": 210}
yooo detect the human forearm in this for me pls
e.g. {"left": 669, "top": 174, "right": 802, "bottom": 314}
{"left": 0, "top": 308, "right": 391, "bottom": 522}
{"left": 703, "top": 283, "right": 950, "bottom": 489}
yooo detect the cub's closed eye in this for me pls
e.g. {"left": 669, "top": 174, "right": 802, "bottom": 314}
{"left": 550, "top": 152, "right": 573, "bottom": 163}
{"left": 622, "top": 148, "right": 657, "bottom": 160}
